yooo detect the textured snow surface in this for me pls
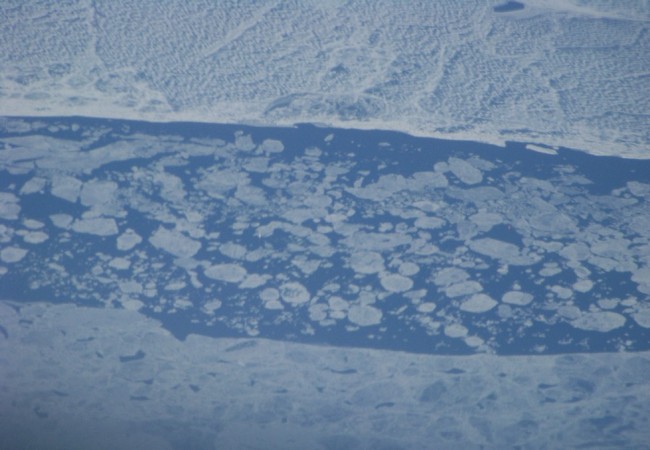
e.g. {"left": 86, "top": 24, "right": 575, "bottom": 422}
{"left": 1, "top": 0, "right": 649, "bottom": 158}
{"left": 1, "top": 301, "right": 650, "bottom": 450}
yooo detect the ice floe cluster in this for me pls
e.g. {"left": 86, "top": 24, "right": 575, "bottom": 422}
{"left": 1, "top": 117, "right": 649, "bottom": 354}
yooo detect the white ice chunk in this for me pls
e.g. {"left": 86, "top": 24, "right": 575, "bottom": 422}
{"left": 460, "top": 294, "right": 498, "bottom": 313}
{"left": 550, "top": 285, "right": 573, "bottom": 300}
{"left": 279, "top": 282, "right": 310, "bottom": 305}
{"left": 465, "top": 336, "right": 485, "bottom": 347}
{"left": 559, "top": 243, "right": 591, "bottom": 261}
{"left": 202, "top": 299, "right": 222, "bottom": 315}
{"left": 108, "top": 257, "right": 131, "bottom": 270}
{"left": 264, "top": 300, "right": 284, "bottom": 310}
{"left": 416, "top": 302, "right": 436, "bottom": 313}
{"left": 380, "top": 273, "right": 413, "bottom": 293}
{"left": 414, "top": 216, "right": 445, "bottom": 229}
{"left": 0, "top": 246, "right": 28, "bottom": 263}
{"left": 308, "top": 303, "right": 328, "bottom": 322}
{"left": 631, "top": 267, "right": 650, "bottom": 284}
{"left": 469, "top": 211, "right": 502, "bottom": 230}
{"left": 119, "top": 280, "right": 142, "bottom": 294}
{"left": 0, "top": 193, "right": 20, "bottom": 220}
{"left": 632, "top": 309, "right": 650, "bottom": 328}
{"left": 23, "top": 231, "right": 48, "bottom": 244}
{"left": 220, "top": 242, "right": 247, "bottom": 259}
{"left": 448, "top": 157, "right": 483, "bottom": 185}
{"left": 23, "top": 219, "right": 44, "bottom": 229}
{"left": 347, "top": 304, "right": 382, "bottom": 327}
{"left": 50, "top": 213, "right": 73, "bottom": 229}
{"left": 558, "top": 306, "right": 581, "bottom": 320}
{"left": 204, "top": 263, "right": 247, "bottom": 283}
{"left": 433, "top": 267, "right": 469, "bottom": 286}
{"left": 444, "top": 323, "right": 469, "bottom": 338}
{"left": 571, "top": 311, "right": 626, "bottom": 332}
{"left": 117, "top": 229, "right": 142, "bottom": 251}
{"left": 470, "top": 238, "right": 538, "bottom": 266}
{"left": 20, "top": 177, "right": 47, "bottom": 195}
{"left": 526, "top": 144, "right": 558, "bottom": 155}
{"left": 445, "top": 281, "right": 482, "bottom": 298}
{"left": 328, "top": 296, "right": 349, "bottom": 311}
{"left": 260, "top": 288, "right": 280, "bottom": 302}
{"left": 399, "top": 262, "right": 420, "bottom": 276}
{"left": 240, "top": 274, "right": 268, "bottom": 289}
{"left": 502, "top": 291, "right": 534, "bottom": 306}
{"left": 149, "top": 227, "right": 201, "bottom": 258}
{"left": 349, "top": 251, "right": 384, "bottom": 274}
{"left": 80, "top": 180, "right": 118, "bottom": 207}
{"left": 261, "top": 139, "right": 284, "bottom": 153}
{"left": 72, "top": 217, "right": 118, "bottom": 236}
{"left": 51, "top": 175, "right": 82, "bottom": 202}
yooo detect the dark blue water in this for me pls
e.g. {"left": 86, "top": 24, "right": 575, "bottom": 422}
{"left": 494, "top": 1, "right": 525, "bottom": 13}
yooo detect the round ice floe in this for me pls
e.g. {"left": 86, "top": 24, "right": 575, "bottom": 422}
{"left": 349, "top": 251, "right": 384, "bottom": 274}
{"left": 117, "top": 229, "right": 142, "bottom": 251}
{"left": 632, "top": 309, "right": 650, "bottom": 328}
{"left": 557, "top": 306, "right": 581, "bottom": 320}
{"left": 23, "top": 231, "right": 48, "bottom": 244}
{"left": 445, "top": 281, "right": 482, "bottom": 298}
{"left": 260, "top": 288, "right": 280, "bottom": 302}
{"left": 50, "top": 214, "right": 73, "bottom": 229}
{"left": 261, "top": 139, "right": 284, "bottom": 153}
{"left": 571, "top": 311, "right": 626, "bottom": 332}
{"left": 632, "top": 267, "right": 650, "bottom": 285}
{"left": 444, "top": 323, "right": 468, "bottom": 338}
{"left": 0, "top": 246, "right": 27, "bottom": 263}
{"left": 308, "top": 303, "right": 328, "bottom": 321}
{"left": 204, "top": 263, "right": 247, "bottom": 283}
{"left": 380, "top": 273, "right": 413, "bottom": 293}
{"left": 465, "top": 336, "right": 484, "bottom": 347}
{"left": 328, "top": 296, "right": 349, "bottom": 311}
{"left": 240, "top": 274, "right": 267, "bottom": 289}
{"left": 347, "top": 304, "right": 382, "bottom": 327}
{"left": 264, "top": 300, "right": 284, "bottom": 310}
{"left": 502, "top": 291, "right": 533, "bottom": 306}
{"left": 108, "top": 257, "right": 130, "bottom": 270}
{"left": 279, "top": 282, "right": 310, "bottom": 305}
{"left": 460, "top": 294, "right": 497, "bottom": 313}
{"left": 573, "top": 279, "right": 593, "bottom": 293}
{"left": 23, "top": 219, "right": 44, "bottom": 229}
{"left": 399, "top": 262, "right": 420, "bottom": 276}
{"left": 120, "top": 298, "right": 144, "bottom": 311}
{"left": 417, "top": 302, "right": 436, "bottom": 313}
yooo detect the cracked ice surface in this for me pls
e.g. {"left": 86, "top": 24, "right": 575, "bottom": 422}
{"left": 0, "top": 0, "right": 649, "bottom": 158}
{"left": 1, "top": 301, "right": 649, "bottom": 449}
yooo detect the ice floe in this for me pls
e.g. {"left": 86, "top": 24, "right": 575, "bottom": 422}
{"left": 347, "top": 304, "right": 382, "bottom": 327}
{"left": 149, "top": 227, "right": 201, "bottom": 258}
{"left": 571, "top": 311, "right": 627, "bottom": 333}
